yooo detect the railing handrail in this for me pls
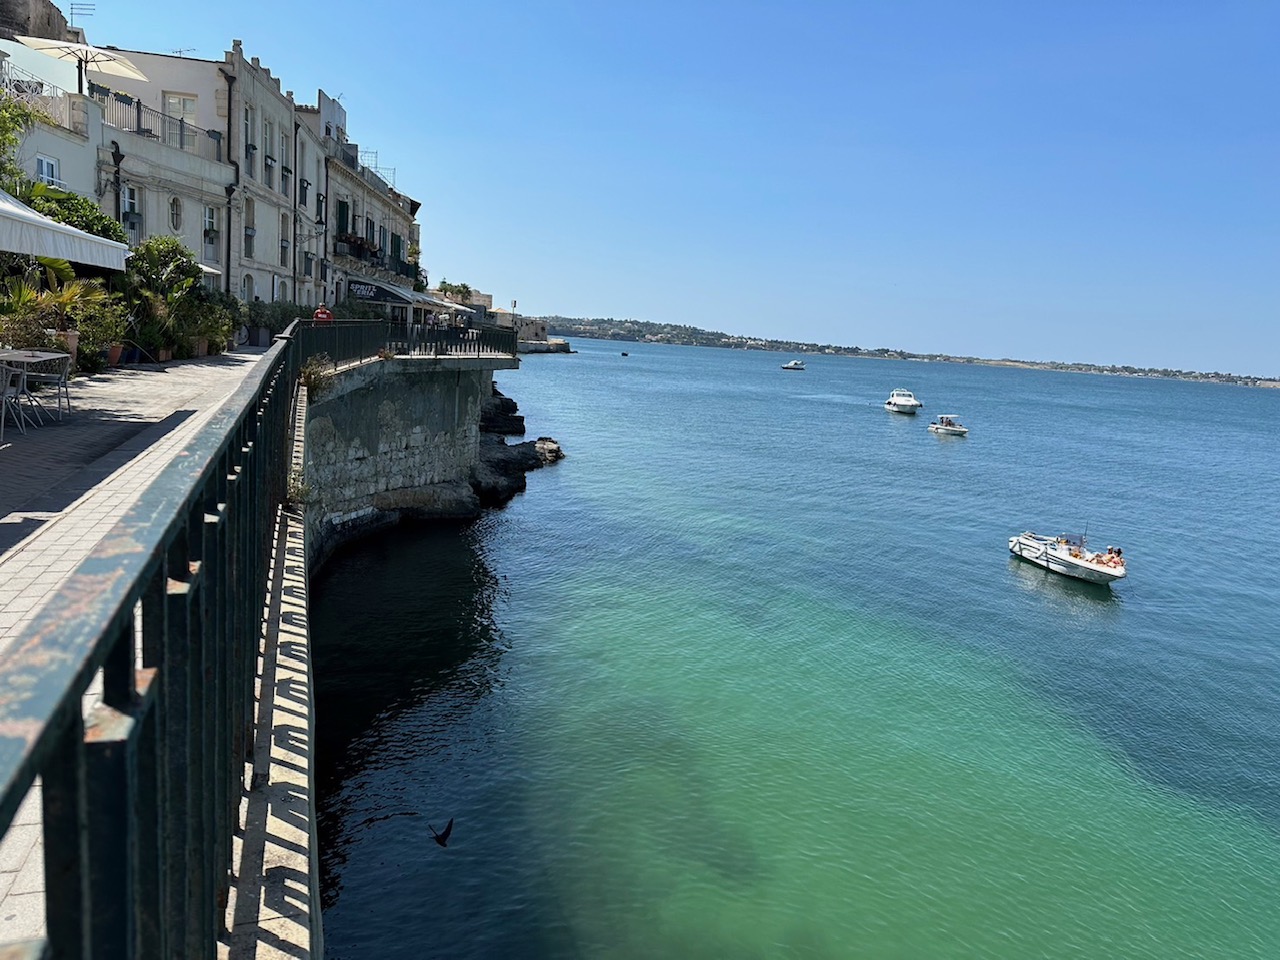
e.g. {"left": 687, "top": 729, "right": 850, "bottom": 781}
{"left": 0, "top": 321, "right": 511, "bottom": 779}
{"left": 0, "top": 331, "right": 294, "bottom": 825}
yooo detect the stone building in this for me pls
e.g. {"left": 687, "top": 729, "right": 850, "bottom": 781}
{"left": 298, "top": 91, "right": 421, "bottom": 318}
{"left": 0, "top": 0, "right": 69, "bottom": 42}
{"left": 3, "top": 14, "right": 427, "bottom": 312}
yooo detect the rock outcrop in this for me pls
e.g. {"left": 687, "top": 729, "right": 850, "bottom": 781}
{"left": 471, "top": 384, "right": 563, "bottom": 506}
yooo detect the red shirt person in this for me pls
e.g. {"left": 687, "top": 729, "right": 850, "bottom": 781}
{"left": 313, "top": 303, "right": 334, "bottom": 323}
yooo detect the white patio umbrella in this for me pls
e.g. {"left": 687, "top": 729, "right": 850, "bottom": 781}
{"left": 12, "top": 36, "right": 148, "bottom": 95}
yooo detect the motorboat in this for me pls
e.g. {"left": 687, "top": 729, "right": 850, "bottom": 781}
{"left": 928, "top": 414, "right": 968, "bottom": 436}
{"left": 781, "top": 359, "right": 806, "bottom": 371}
{"left": 884, "top": 389, "right": 922, "bottom": 414}
{"left": 1008, "top": 532, "right": 1127, "bottom": 584}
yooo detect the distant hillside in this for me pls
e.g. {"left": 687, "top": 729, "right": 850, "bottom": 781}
{"left": 542, "top": 316, "right": 1277, "bottom": 387}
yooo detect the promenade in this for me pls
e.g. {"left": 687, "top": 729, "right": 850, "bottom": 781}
{"left": 0, "top": 349, "right": 268, "bottom": 943}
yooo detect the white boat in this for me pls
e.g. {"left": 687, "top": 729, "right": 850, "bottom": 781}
{"left": 928, "top": 414, "right": 968, "bottom": 436}
{"left": 1008, "top": 532, "right": 1127, "bottom": 584}
{"left": 884, "top": 389, "right": 922, "bottom": 414}
{"left": 781, "top": 359, "right": 806, "bottom": 371}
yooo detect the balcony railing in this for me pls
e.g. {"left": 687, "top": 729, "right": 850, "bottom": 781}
{"left": 0, "top": 59, "right": 70, "bottom": 132}
{"left": 88, "top": 86, "right": 224, "bottom": 163}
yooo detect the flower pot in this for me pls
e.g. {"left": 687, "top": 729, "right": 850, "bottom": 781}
{"left": 157, "top": 347, "right": 173, "bottom": 362}
{"left": 107, "top": 343, "right": 124, "bottom": 366}
{"left": 57, "top": 329, "right": 80, "bottom": 364}
{"left": 189, "top": 336, "right": 209, "bottom": 358}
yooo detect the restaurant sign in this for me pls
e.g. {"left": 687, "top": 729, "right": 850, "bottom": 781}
{"left": 349, "top": 280, "right": 409, "bottom": 303}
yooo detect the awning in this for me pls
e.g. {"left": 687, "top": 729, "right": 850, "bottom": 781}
{"left": 347, "top": 276, "right": 415, "bottom": 304}
{"left": 0, "top": 187, "right": 128, "bottom": 270}
{"left": 199, "top": 263, "right": 222, "bottom": 276}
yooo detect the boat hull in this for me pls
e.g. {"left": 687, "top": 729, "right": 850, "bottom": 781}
{"left": 928, "top": 424, "right": 968, "bottom": 436}
{"left": 1008, "top": 534, "right": 1126, "bottom": 584}
{"left": 885, "top": 403, "right": 920, "bottom": 414}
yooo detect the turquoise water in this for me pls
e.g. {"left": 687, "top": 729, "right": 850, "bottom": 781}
{"left": 314, "top": 339, "right": 1280, "bottom": 959}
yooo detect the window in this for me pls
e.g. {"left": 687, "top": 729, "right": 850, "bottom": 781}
{"left": 203, "top": 205, "right": 220, "bottom": 262}
{"left": 263, "top": 120, "right": 274, "bottom": 186}
{"left": 163, "top": 93, "right": 197, "bottom": 149}
{"left": 391, "top": 233, "right": 403, "bottom": 262}
{"left": 242, "top": 273, "right": 255, "bottom": 302}
{"left": 244, "top": 197, "right": 255, "bottom": 259}
{"left": 365, "top": 216, "right": 375, "bottom": 246}
{"left": 35, "top": 155, "right": 63, "bottom": 188}
{"left": 378, "top": 225, "right": 387, "bottom": 256}
{"left": 316, "top": 191, "right": 325, "bottom": 222}
{"left": 336, "top": 199, "right": 349, "bottom": 235}
{"left": 278, "top": 281, "right": 288, "bottom": 302}
{"left": 122, "top": 185, "right": 143, "bottom": 241}
{"left": 303, "top": 252, "right": 315, "bottom": 277}
{"left": 299, "top": 178, "right": 310, "bottom": 206}
{"left": 280, "top": 213, "right": 290, "bottom": 267}
{"left": 244, "top": 106, "right": 256, "bottom": 177}
{"left": 169, "top": 196, "right": 182, "bottom": 231}
{"left": 280, "top": 131, "right": 290, "bottom": 196}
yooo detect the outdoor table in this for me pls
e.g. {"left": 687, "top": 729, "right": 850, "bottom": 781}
{"left": 0, "top": 349, "right": 72, "bottom": 426}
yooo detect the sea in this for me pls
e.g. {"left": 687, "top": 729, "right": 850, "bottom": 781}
{"left": 313, "top": 337, "right": 1280, "bottom": 959}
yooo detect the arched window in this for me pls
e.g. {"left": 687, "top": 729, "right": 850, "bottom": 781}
{"left": 278, "top": 282, "right": 289, "bottom": 302}
{"left": 169, "top": 196, "right": 182, "bottom": 231}
{"left": 242, "top": 274, "right": 255, "bottom": 302}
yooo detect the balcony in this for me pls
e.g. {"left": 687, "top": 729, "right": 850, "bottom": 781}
{"left": 88, "top": 85, "right": 225, "bottom": 162}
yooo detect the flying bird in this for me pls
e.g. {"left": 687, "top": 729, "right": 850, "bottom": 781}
{"left": 428, "top": 818, "right": 454, "bottom": 848}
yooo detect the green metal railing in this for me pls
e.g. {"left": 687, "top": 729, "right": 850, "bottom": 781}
{"left": 0, "top": 318, "right": 516, "bottom": 957}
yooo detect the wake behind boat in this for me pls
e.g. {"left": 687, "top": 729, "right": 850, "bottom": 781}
{"left": 1008, "top": 531, "right": 1127, "bottom": 584}
{"left": 781, "top": 359, "right": 806, "bottom": 371}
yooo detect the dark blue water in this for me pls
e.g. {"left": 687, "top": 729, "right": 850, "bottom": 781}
{"left": 314, "top": 339, "right": 1280, "bottom": 959}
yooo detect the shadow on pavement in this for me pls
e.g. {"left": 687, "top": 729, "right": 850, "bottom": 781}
{"left": 0, "top": 409, "right": 195, "bottom": 551}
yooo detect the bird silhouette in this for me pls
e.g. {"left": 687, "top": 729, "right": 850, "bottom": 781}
{"left": 428, "top": 818, "right": 454, "bottom": 848}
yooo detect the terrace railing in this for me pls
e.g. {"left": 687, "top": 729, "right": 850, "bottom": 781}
{"left": 0, "top": 60, "right": 70, "bottom": 132}
{"left": 88, "top": 87, "right": 225, "bottom": 163}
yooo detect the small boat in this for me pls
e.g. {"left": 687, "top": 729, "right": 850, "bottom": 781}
{"left": 884, "top": 389, "right": 922, "bottom": 414}
{"left": 621, "top": 352, "right": 629, "bottom": 356}
{"left": 1008, "top": 532, "right": 1127, "bottom": 584}
{"left": 781, "top": 359, "right": 806, "bottom": 371}
{"left": 928, "top": 414, "right": 968, "bottom": 436}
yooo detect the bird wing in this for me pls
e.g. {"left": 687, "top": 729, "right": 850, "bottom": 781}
{"left": 439, "top": 818, "right": 454, "bottom": 842}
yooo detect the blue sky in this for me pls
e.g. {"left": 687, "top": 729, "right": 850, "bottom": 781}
{"left": 78, "top": 1, "right": 1279, "bottom": 375}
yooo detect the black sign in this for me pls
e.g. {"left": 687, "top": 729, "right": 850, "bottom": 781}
{"left": 349, "top": 280, "right": 409, "bottom": 303}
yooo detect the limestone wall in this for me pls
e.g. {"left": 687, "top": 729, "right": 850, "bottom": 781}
{"left": 302, "top": 355, "right": 516, "bottom": 566}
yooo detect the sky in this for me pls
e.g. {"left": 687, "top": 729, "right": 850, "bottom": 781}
{"left": 62, "top": 1, "right": 1280, "bottom": 375}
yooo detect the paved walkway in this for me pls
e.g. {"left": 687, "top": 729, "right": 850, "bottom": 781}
{"left": 0, "top": 349, "right": 268, "bottom": 943}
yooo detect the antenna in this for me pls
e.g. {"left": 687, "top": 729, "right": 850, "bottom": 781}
{"left": 69, "top": 2, "right": 95, "bottom": 25}
{"left": 172, "top": 48, "right": 196, "bottom": 57}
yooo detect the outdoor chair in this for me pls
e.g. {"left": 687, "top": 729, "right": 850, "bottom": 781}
{"left": 0, "top": 365, "right": 27, "bottom": 441}
{"left": 23, "top": 355, "right": 72, "bottom": 421}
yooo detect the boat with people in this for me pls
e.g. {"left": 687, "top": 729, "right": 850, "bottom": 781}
{"left": 883, "top": 389, "right": 923, "bottom": 414}
{"left": 1008, "top": 531, "right": 1127, "bottom": 584}
{"left": 928, "top": 414, "right": 968, "bottom": 436}
{"left": 781, "top": 359, "right": 806, "bottom": 371}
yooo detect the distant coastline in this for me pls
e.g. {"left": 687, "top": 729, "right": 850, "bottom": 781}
{"left": 543, "top": 317, "right": 1279, "bottom": 389}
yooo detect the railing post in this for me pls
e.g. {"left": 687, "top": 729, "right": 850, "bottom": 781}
{"left": 43, "top": 709, "right": 88, "bottom": 960}
{"left": 84, "top": 703, "right": 135, "bottom": 958}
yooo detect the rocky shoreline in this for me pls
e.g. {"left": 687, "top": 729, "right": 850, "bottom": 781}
{"left": 472, "top": 383, "right": 564, "bottom": 507}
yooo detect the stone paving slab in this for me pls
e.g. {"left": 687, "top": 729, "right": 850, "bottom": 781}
{"left": 0, "top": 349, "right": 268, "bottom": 946}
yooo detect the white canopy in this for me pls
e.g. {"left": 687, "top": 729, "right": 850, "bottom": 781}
{"left": 0, "top": 188, "right": 128, "bottom": 270}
